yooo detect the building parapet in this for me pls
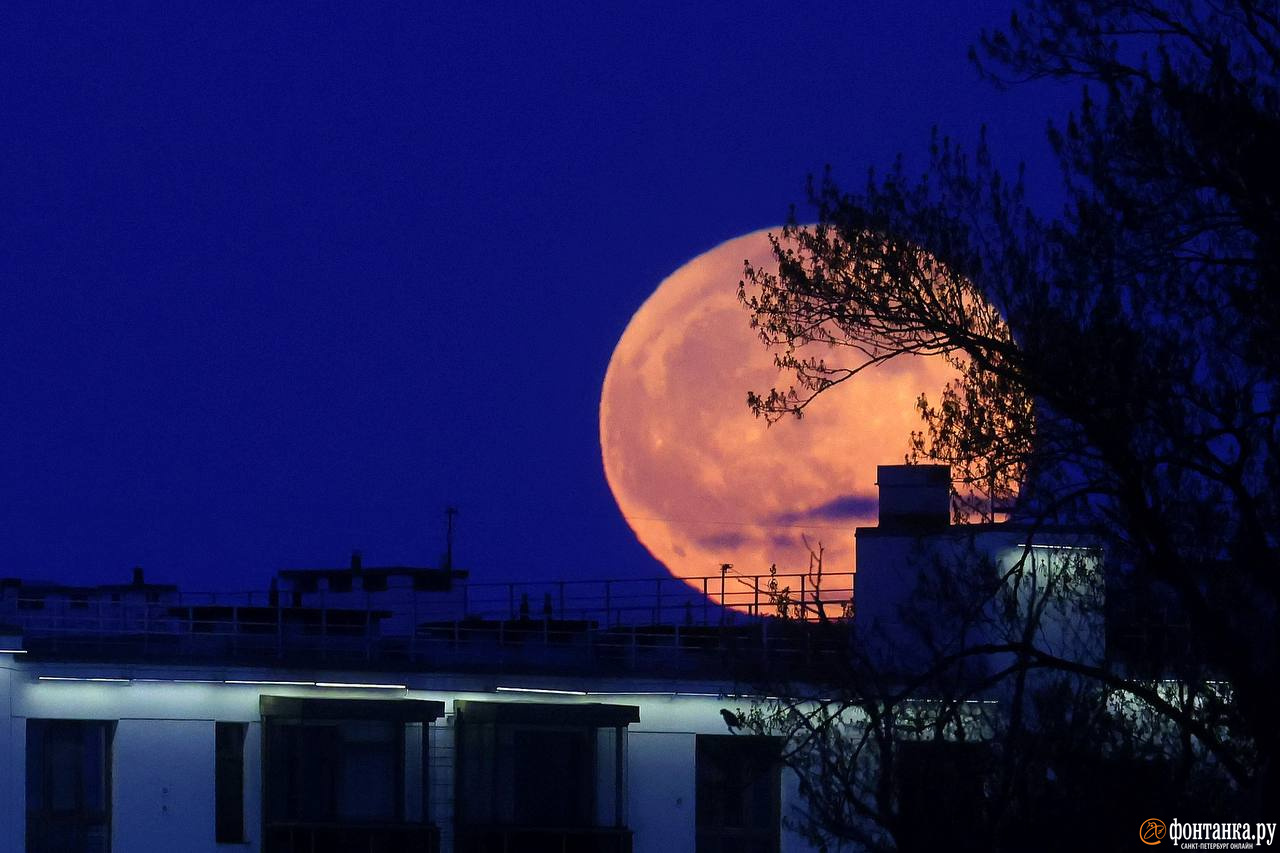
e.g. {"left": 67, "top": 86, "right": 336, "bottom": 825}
{"left": 0, "top": 568, "right": 855, "bottom": 681}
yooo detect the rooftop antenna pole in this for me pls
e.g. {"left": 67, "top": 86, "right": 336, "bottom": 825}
{"left": 444, "top": 506, "right": 458, "bottom": 571}
{"left": 719, "top": 563, "right": 731, "bottom": 624}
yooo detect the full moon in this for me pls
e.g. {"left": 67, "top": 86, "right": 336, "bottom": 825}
{"left": 600, "top": 229, "right": 962, "bottom": 601}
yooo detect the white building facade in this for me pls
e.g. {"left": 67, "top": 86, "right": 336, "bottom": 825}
{"left": 0, "top": 649, "right": 820, "bottom": 853}
{"left": 0, "top": 550, "right": 844, "bottom": 853}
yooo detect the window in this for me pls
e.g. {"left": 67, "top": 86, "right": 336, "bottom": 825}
{"left": 455, "top": 701, "right": 636, "bottom": 853}
{"left": 266, "top": 719, "right": 400, "bottom": 823}
{"left": 460, "top": 724, "right": 596, "bottom": 827}
{"left": 26, "top": 719, "right": 114, "bottom": 853}
{"left": 895, "top": 740, "right": 990, "bottom": 851}
{"left": 259, "top": 696, "right": 443, "bottom": 853}
{"left": 513, "top": 728, "right": 594, "bottom": 825}
{"left": 215, "top": 723, "right": 247, "bottom": 843}
{"left": 695, "top": 735, "right": 781, "bottom": 853}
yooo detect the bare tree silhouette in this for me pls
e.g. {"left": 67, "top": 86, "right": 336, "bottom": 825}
{"left": 737, "top": 0, "right": 1280, "bottom": 845}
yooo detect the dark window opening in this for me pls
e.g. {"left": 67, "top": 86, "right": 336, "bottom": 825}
{"left": 267, "top": 719, "right": 401, "bottom": 823}
{"left": 696, "top": 735, "right": 781, "bottom": 853}
{"left": 215, "top": 723, "right": 247, "bottom": 843}
{"left": 330, "top": 574, "right": 353, "bottom": 593}
{"left": 455, "top": 701, "right": 635, "bottom": 853}
{"left": 70, "top": 593, "right": 90, "bottom": 610}
{"left": 896, "top": 740, "right": 991, "bottom": 851}
{"left": 26, "top": 719, "right": 114, "bottom": 853}
{"left": 363, "top": 573, "right": 388, "bottom": 592}
{"left": 512, "top": 727, "right": 594, "bottom": 826}
{"left": 259, "top": 699, "right": 442, "bottom": 853}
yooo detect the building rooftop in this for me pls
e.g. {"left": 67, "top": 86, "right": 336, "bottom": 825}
{"left": 0, "top": 563, "right": 856, "bottom": 683}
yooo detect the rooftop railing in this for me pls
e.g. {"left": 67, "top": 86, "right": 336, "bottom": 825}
{"left": 1, "top": 569, "right": 855, "bottom": 675}
{"left": 3, "top": 569, "right": 854, "bottom": 629}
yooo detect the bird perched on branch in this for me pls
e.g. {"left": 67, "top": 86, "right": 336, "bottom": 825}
{"left": 720, "top": 708, "right": 742, "bottom": 731}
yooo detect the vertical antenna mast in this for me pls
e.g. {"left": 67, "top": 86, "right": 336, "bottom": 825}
{"left": 444, "top": 506, "right": 458, "bottom": 571}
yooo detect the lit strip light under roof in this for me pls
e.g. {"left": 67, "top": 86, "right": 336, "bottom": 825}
{"left": 495, "top": 686, "right": 588, "bottom": 696}
{"left": 134, "top": 678, "right": 223, "bottom": 684}
{"left": 225, "top": 679, "right": 314, "bottom": 686}
{"left": 36, "top": 676, "right": 406, "bottom": 689}
{"left": 589, "top": 691, "right": 729, "bottom": 698}
{"left": 0, "top": 649, "right": 28, "bottom": 654}
{"left": 497, "top": 686, "right": 789, "bottom": 699}
{"left": 1015, "top": 543, "right": 1095, "bottom": 550}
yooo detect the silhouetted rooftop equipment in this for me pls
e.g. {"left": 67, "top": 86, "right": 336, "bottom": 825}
{"left": 0, "top": 567, "right": 855, "bottom": 679}
{"left": 876, "top": 464, "right": 951, "bottom": 531}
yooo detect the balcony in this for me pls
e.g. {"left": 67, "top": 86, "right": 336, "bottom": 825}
{"left": 264, "top": 821, "right": 439, "bottom": 853}
{"left": 456, "top": 825, "right": 632, "bottom": 853}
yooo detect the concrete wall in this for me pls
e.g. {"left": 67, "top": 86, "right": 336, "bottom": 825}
{"left": 113, "top": 719, "right": 218, "bottom": 853}
{"left": 0, "top": 660, "right": 22, "bottom": 853}
{"left": 993, "top": 542, "right": 1104, "bottom": 666}
{"left": 855, "top": 526, "right": 1107, "bottom": 670}
{"left": 108, "top": 718, "right": 262, "bottom": 852}
{"left": 856, "top": 527, "right": 1103, "bottom": 664}
{"left": 629, "top": 731, "right": 696, "bottom": 853}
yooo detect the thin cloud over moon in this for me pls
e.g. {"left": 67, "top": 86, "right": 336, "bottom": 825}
{"left": 770, "top": 493, "right": 881, "bottom": 526}
{"left": 599, "top": 229, "right": 961, "bottom": 596}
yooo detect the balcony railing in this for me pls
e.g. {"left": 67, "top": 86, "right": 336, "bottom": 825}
{"left": 4, "top": 569, "right": 852, "bottom": 627}
{"left": 264, "top": 820, "right": 439, "bottom": 853}
{"left": 456, "top": 825, "right": 632, "bottom": 853}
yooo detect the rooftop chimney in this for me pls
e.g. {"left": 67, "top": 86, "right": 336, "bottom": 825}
{"left": 876, "top": 465, "right": 951, "bottom": 531}
{"left": 351, "top": 550, "right": 362, "bottom": 572}
{"left": 132, "top": 566, "right": 145, "bottom": 586}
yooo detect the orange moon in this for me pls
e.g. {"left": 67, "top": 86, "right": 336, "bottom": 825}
{"left": 600, "top": 228, "right": 962, "bottom": 598}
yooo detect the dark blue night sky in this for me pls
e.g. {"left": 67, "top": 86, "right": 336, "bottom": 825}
{"left": 2, "top": 2, "right": 1071, "bottom": 591}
